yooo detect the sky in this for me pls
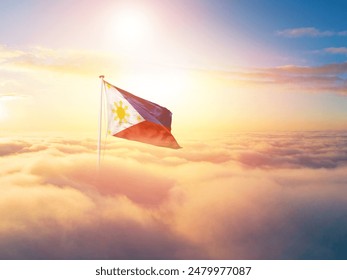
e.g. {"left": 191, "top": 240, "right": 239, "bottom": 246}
{"left": 1, "top": 0, "right": 347, "bottom": 260}
{"left": 0, "top": 0, "right": 346, "bottom": 135}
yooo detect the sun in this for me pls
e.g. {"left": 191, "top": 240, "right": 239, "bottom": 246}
{"left": 112, "top": 100, "right": 130, "bottom": 124}
{"left": 113, "top": 9, "right": 151, "bottom": 45}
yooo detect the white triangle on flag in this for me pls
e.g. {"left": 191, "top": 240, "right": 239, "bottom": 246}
{"left": 104, "top": 84, "right": 144, "bottom": 135}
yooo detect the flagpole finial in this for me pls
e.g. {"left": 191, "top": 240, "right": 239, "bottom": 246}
{"left": 99, "top": 75, "right": 105, "bottom": 79}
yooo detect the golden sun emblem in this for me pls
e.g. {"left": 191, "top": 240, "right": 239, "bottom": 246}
{"left": 112, "top": 100, "right": 130, "bottom": 124}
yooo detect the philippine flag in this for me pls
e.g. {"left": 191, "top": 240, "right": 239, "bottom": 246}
{"left": 103, "top": 80, "right": 181, "bottom": 149}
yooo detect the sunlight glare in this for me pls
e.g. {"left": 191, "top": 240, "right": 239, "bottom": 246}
{"left": 0, "top": 103, "right": 8, "bottom": 121}
{"left": 114, "top": 9, "right": 150, "bottom": 44}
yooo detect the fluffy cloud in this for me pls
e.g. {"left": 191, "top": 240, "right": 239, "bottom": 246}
{"left": 0, "top": 132, "right": 347, "bottom": 259}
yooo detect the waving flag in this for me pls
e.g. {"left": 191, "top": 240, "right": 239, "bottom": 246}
{"left": 103, "top": 80, "right": 181, "bottom": 149}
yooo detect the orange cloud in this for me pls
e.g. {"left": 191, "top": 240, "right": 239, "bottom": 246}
{"left": 0, "top": 133, "right": 347, "bottom": 259}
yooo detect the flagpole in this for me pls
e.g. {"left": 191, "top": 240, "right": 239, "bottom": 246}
{"left": 98, "top": 75, "right": 105, "bottom": 170}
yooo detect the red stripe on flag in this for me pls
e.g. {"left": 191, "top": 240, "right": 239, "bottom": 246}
{"left": 114, "top": 121, "right": 181, "bottom": 149}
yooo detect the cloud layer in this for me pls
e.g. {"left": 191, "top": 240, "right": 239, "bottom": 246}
{"left": 2, "top": 44, "right": 347, "bottom": 98}
{"left": 1, "top": 132, "right": 347, "bottom": 259}
{"left": 217, "top": 62, "right": 347, "bottom": 95}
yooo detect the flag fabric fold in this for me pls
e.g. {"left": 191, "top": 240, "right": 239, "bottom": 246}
{"left": 103, "top": 80, "right": 181, "bottom": 149}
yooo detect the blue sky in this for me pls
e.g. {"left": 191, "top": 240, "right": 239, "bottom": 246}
{"left": 200, "top": 0, "right": 347, "bottom": 66}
